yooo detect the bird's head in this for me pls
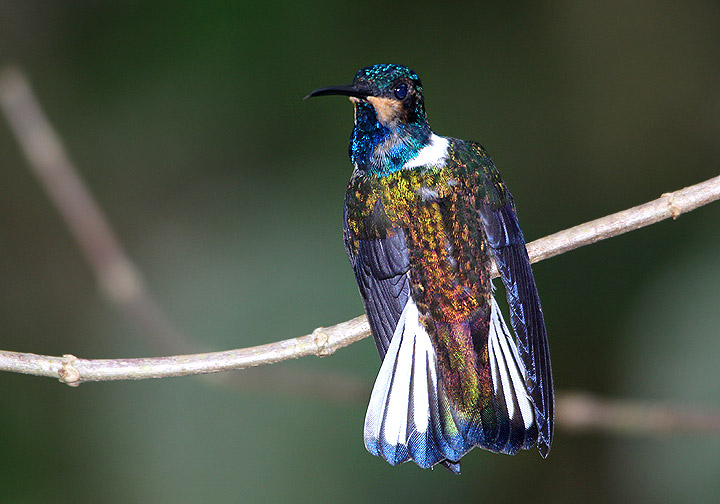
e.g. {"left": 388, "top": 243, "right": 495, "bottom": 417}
{"left": 307, "top": 64, "right": 432, "bottom": 173}
{"left": 307, "top": 63, "right": 427, "bottom": 129}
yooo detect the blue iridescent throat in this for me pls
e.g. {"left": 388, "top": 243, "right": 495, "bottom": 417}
{"left": 349, "top": 101, "right": 431, "bottom": 177}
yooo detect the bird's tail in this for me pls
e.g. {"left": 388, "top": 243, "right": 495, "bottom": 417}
{"left": 363, "top": 296, "right": 539, "bottom": 471}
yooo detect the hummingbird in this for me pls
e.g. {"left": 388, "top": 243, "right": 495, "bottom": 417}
{"left": 307, "top": 64, "right": 553, "bottom": 474}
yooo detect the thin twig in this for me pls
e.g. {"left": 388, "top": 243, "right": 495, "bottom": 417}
{"left": 0, "top": 316, "right": 370, "bottom": 385}
{"left": 0, "top": 66, "right": 193, "bottom": 353}
{"left": 0, "top": 175, "right": 717, "bottom": 384}
{"left": 558, "top": 392, "right": 720, "bottom": 434}
{"left": 525, "top": 178, "right": 720, "bottom": 266}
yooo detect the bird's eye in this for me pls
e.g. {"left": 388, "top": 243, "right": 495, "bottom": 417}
{"left": 394, "top": 82, "right": 408, "bottom": 100}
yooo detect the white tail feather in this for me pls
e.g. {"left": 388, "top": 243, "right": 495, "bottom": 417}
{"left": 488, "top": 297, "right": 535, "bottom": 429}
{"left": 364, "top": 298, "right": 435, "bottom": 453}
{"left": 364, "top": 294, "right": 537, "bottom": 466}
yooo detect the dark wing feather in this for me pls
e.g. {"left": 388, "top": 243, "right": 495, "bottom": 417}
{"left": 478, "top": 168, "right": 554, "bottom": 457}
{"left": 344, "top": 213, "right": 410, "bottom": 359}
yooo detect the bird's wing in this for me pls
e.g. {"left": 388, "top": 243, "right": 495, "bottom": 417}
{"left": 470, "top": 142, "right": 554, "bottom": 456}
{"left": 344, "top": 205, "right": 410, "bottom": 360}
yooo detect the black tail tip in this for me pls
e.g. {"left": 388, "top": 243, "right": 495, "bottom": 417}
{"left": 538, "top": 441, "right": 551, "bottom": 458}
{"left": 439, "top": 459, "right": 462, "bottom": 475}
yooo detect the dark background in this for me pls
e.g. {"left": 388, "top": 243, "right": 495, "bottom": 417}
{"left": 1, "top": 1, "right": 719, "bottom": 502}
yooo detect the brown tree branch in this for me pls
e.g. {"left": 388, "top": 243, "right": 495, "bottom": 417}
{"left": 558, "top": 392, "right": 720, "bottom": 434}
{"left": 0, "top": 315, "right": 370, "bottom": 385}
{"left": 524, "top": 177, "right": 720, "bottom": 267}
{"left": 1, "top": 174, "right": 715, "bottom": 385}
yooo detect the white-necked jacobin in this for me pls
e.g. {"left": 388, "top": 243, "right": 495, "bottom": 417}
{"left": 307, "top": 64, "right": 553, "bottom": 474}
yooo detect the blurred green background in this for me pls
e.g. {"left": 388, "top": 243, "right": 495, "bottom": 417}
{"left": 1, "top": 1, "right": 719, "bottom": 503}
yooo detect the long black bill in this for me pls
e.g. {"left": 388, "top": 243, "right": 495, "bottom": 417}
{"left": 304, "top": 84, "right": 369, "bottom": 101}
